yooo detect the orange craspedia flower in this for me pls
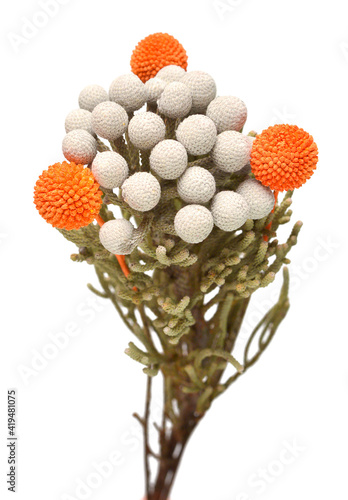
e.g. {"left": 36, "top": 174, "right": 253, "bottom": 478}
{"left": 250, "top": 124, "right": 318, "bottom": 192}
{"left": 130, "top": 32, "right": 188, "bottom": 83}
{"left": 34, "top": 162, "right": 103, "bottom": 230}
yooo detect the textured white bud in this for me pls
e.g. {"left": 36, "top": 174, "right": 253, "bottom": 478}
{"left": 206, "top": 96, "right": 247, "bottom": 133}
{"left": 156, "top": 65, "right": 186, "bottom": 83}
{"left": 150, "top": 140, "right": 188, "bottom": 180}
{"left": 174, "top": 205, "right": 214, "bottom": 244}
{"left": 92, "top": 151, "right": 129, "bottom": 189}
{"left": 212, "top": 131, "right": 251, "bottom": 173}
{"left": 236, "top": 178, "right": 275, "bottom": 220}
{"left": 109, "top": 74, "right": 146, "bottom": 112}
{"left": 176, "top": 115, "right": 217, "bottom": 156}
{"left": 62, "top": 129, "right": 97, "bottom": 165}
{"left": 65, "top": 109, "right": 94, "bottom": 136}
{"left": 211, "top": 191, "right": 249, "bottom": 231}
{"left": 177, "top": 167, "right": 216, "bottom": 204}
{"left": 180, "top": 71, "right": 217, "bottom": 113}
{"left": 122, "top": 172, "right": 161, "bottom": 211}
{"left": 78, "top": 84, "right": 109, "bottom": 112}
{"left": 157, "top": 82, "right": 192, "bottom": 119}
{"left": 99, "top": 219, "right": 134, "bottom": 255}
{"left": 92, "top": 101, "right": 128, "bottom": 141}
{"left": 144, "top": 77, "right": 167, "bottom": 104}
{"left": 128, "top": 112, "right": 165, "bottom": 150}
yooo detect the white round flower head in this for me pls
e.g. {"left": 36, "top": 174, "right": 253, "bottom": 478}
{"left": 176, "top": 115, "right": 217, "bottom": 155}
{"left": 150, "top": 140, "right": 188, "bottom": 180}
{"left": 122, "top": 172, "right": 161, "bottom": 212}
{"left": 156, "top": 65, "right": 186, "bottom": 83}
{"left": 65, "top": 109, "right": 94, "bottom": 136}
{"left": 211, "top": 191, "right": 250, "bottom": 231}
{"left": 157, "top": 82, "right": 192, "bottom": 119}
{"left": 236, "top": 178, "right": 275, "bottom": 220}
{"left": 62, "top": 129, "right": 97, "bottom": 164}
{"left": 128, "top": 112, "right": 165, "bottom": 150}
{"left": 99, "top": 219, "right": 134, "bottom": 255}
{"left": 206, "top": 96, "right": 247, "bottom": 133}
{"left": 91, "top": 151, "right": 129, "bottom": 189}
{"left": 212, "top": 131, "right": 251, "bottom": 173}
{"left": 174, "top": 205, "right": 214, "bottom": 244}
{"left": 180, "top": 71, "right": 217, "bottom": 113}
{"left": 109, "top": 74, "right": 146, "bottom": 113}
{"left": 92, "top": 101, "right": 128, "bottom": 141}
{"left": 144, "top": 77, "right": 167, "bottom": 104}
{"left": 78, "top": 84, "right": 109, "bottom": 112}
{"left": 177, "top": 167, "right": 216, "bottom": 204}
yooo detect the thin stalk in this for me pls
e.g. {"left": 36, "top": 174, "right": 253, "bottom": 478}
{"left": 150, "top": 420, "right": 199, "bottom": 500}
{"left": 144, "top": 375, "right": 152, "bottom": 499}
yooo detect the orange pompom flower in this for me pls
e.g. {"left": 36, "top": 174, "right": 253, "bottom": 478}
{"left": 34, "top": 162, "right": 103, "bottom": 230}
{"left": 130, "top": 32, "right": 188, "bottom": 83}
{"left": 250, "top": 124, "right": 318, "bottom": 192}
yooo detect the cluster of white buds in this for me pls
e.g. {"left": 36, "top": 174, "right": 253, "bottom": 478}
{"left": 62, "top": 65, "right": 275, "bottom": 253}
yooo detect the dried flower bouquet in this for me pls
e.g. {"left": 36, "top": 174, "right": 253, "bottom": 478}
{"left": 33, "top": 32, "right": 318, "bottom": 500}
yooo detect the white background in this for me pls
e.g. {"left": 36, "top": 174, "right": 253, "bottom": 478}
{"left": 1, "top": 0, "right": 347, "bottom": 499}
